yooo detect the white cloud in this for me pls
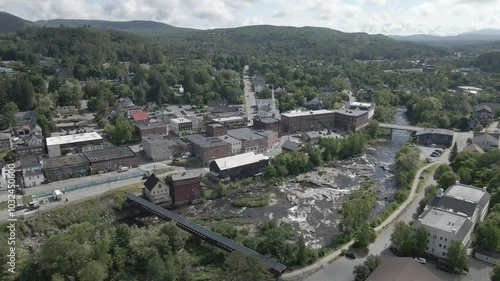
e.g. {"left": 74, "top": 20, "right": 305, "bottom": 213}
{"left": 3, "top": 0, "right": 500, "bottom": 35}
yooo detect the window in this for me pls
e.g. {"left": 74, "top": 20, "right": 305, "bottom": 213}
{"left": 445, "top": 238, "right": 447, "bottom": 242}
{"left": 443, "top": 253, "right": 446, "bottom": 256}
{"left": 433, "top": 235, "right": 437, "bottom": 240}
{"left": 440, "top": 237, "right": 442, "bottom": 240}
{"left": 444, "top": 245, "right": 447, "bottom": 249}
{"left": 439, "top": 244, "right": 442, "bottom": 247}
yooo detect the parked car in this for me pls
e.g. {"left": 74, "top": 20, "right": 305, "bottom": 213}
{"left": 430, "top": 153, "right": 439, "bottom": 157}
{"left": 14, "top": 204, "right": 27, "bottom": 211}
{"left": 27, "top": 201, "right": 40, "bottom": 210}
{"left": 409, "top": 143, "right": 416, "bottom": 147}
{"left": 414, "top": 257, "right": 427, "bottom": 264}
{"left": 430, "top": 144, "right": 437, "bottom": 147}
{"left": 345, "top": 252, "right": 356, "bottom": 259}
{"left": 118, "top": 166, "right": 129, "bottom": 172}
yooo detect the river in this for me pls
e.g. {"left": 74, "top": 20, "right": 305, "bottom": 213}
{"left": 177, "top": 111, "right": 411, "bottom": 248}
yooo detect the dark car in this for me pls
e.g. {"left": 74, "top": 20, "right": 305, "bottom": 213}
{"left": 436, "top": 264, "right": 452, "bottom": 273}
{"left": 345, "top": 252, "right": 356, "bottom": 259}
{"left": 14, "top": 204, "right": 27, "bottom": 211}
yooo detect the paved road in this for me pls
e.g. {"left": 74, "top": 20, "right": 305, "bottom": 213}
{"left": 242, "top": 65, "right": 257, "bottom": 126}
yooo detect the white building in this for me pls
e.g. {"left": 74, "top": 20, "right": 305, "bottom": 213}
{"left": 46, "top": 132, "right": 104, "bottom": 157}
{"left": 414, "top": 207, "right": 474, "bottom": 258}
{"left": 20, "top": 156, "right": 45, "bottom": 187}
{"left": 257, "top": 89, "right": 280, "bottom": 119}
{"left": 211, "top": 116, "right": 246, "bottom": 128}
{"left": 347, "top": 102, "right": 375, "bottom": 120}
{"left": 414, "top": 183, "right": 491, "bottom": 258}
{"left": 169, "top": 118, "right": 193, "bottom": 136}
{"left": 143, "top": 173, "right": 172, "bottom": 205}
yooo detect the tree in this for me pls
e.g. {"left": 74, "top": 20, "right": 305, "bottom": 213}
{"left": 449, "top": 143, "right": 458, "bottom": 162}
{"left": 353, "top": 264, "right": 371, "bottom": 281}
{"left": 296, "top": 235, "right": 309, "bottom": 266}
{"left": 492, "top": 264, "right": 500, "bottom": 281}
{"left": 224, "top": 252, "right": 274, "bottom": 281}
{"left": 474, "top": 212, "right": 500, "bottom": 252}
{"left": 105, "top": 116, "right": 134, "bottom": 145}
{"left": 1, "top": 102, "right": 18, "bottom": 130}
{"left": 78, "top": 260, "right": 108, "bottom": 281}
{"left": 57, "top": 80, "right": 83, "bottom": 108}
{"left": 414, "top": 226, "right": 428, "bottom": 256}
{"left": 445, "top": 240, "right": 469, "bottom": 273}
{"left": 438, "top": 171, "right": 459, "bottom": 189}
{"left": 355, "top": 222, "right": 376, "bottom": 248}
{"left": 390, "top": 221, "right": 414, "bottom": 256}
{"left": 433, "top": 164, "right": 452, "bottom": 180}
{"left": 367, "top": 120, "right": 380, "bottom": 138}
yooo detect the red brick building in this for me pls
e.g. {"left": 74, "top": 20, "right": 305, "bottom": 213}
{"left": 183, "top": 134, "right": 232, "bottom": 165}
{"left": 168, "top": 171, "right": 202, "bottom": 206}
{"left": 253, "top": 117, "right": 280, "bottom": 132}
{"left": 84, "top": 146, "right": 138, "bottom": 173}
{"left": 206, "top": 123, "right": 228, "bottom": 137}
{"left": 135, "top": 121, "right": 169, "bottom": 137}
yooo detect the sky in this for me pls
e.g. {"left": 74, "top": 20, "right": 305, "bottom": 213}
{"left": 1, "top": 0, "right": 499, "bottom": 35}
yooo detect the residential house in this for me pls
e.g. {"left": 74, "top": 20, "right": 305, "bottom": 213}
{"left": 84, "top": 146, "right": 138, "bottom": 174}
{"left": 125, "top": 105, "right": 144, "bottom": 119}
{"left": 472, "top": 132, "right": 500, "bottom": 151}
{"left": 143, "top": 173, "right": 172, "bottom": 205}
{"left": 209, "top": 152, "right": 269, "bottom": 180}
{"left": 15, "top": 111, "right": 38, "bottom": 128}
{"left": 16, "top": 124, "right": 42, "bottom": 137}
{"left": 462, "top": 143, "right": 484, "bottom": 153}
{"left": 43, "top": 154, "right": 89, "bottom": 182}
{"left": 132, "top": 111, "right": 148, "bottom": 123}
{"left": 117, "top": 97, "right": 134, "bottom": 108}
{"left": 20, "top": 156, "right": 45, "bottom": 187}
{"left": 15, "top": 134, "right": 45, "bottom": 157}
{"left": 0, "top": 133, "right": 12, "bottom": 150}
{"left": 146, "top": 102, "right": 158, "bottom": 112}
{"left": 168, "top": 171, "right": 203, "bottom": 206}
{"left": 303, "top": 98, "right": 324, "bottom": 110}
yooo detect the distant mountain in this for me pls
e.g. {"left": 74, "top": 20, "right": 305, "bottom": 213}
{"left": 0, "top": 11, "right": 33, "bottom": 33}
{"left": 389, "top": 30, "right": 500, "bottom": 47}
{"left": 35, "top": 19, "right": 195, "bottom": 35}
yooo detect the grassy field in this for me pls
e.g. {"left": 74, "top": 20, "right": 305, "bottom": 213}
{"left": 231, "top": 195, "right": 270, "bottom": 208}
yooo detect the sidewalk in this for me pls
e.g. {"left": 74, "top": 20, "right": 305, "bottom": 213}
{"left": 280, "top": 162, "right": 437, "bottom": 280}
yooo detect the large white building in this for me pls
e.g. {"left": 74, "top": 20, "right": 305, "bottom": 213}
{"left": 46, "top": 132, "right": 104, "bottom": 157}
{"left": 414, "top": 183, "right": 490, "bottom": 258}
{"left": 257, "top": 89, "right": 280, "bottom": 119}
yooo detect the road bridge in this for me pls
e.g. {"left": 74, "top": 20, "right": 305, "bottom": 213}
{"left": 378, "top": 123, "right": 425, "bottom": 132}
{"left": 125, "top": 193, "right": 287, "bottom": 277}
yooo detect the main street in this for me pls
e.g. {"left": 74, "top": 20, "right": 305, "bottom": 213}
{"left": 243, "top": 65, "right": 257, "bottom": 126}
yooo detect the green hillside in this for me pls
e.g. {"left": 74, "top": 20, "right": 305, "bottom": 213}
{"left": 0, "top": 11, "right": 33, "bottom": 33}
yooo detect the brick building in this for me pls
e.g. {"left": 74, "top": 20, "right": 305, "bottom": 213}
{"left": 333, "top": 110, "right": 369, "bottom": 132}
{"left": 84, "top": 146, "right": 138, "bottom": 174}
{"left": 168, "top": 171, "right": 202, "bottom": 206}
{"left": 135, "top": 121, "right": 169, "bottom": 137}
{"left": 170, "top": 118, "right": 193, "bottom": 136}
{"left": 43, "top": 154, "right": 89, "bottom": 182}
{"left": 281, "top": 110, "right": 336, "bottom": 134}
{"left": 253, "top": 117, "right": 280, "bottom": 132}
{"left": 183, "top": 134, "right": 232, "bottom": 165}
{"left": 142, "top": 135, "right": 190, "bottom": 161}
{"left": 226, "top": 128, "right": 271, "bottom": 154}
{"left": 206, "top": 123, "right": 228, "bottom": 137}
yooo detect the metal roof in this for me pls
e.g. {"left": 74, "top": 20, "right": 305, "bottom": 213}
{"left": 125, "top": 193, "right": 287, "bottom": 275}
{"left": 46, "top": 132, "right": 102, "bottom": 146}
{"left": 213, "top": 152, "right": 269, "bottom": 171}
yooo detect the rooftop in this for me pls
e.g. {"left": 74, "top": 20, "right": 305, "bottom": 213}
{"left": 462, "top": 143, "right": 484, "bottom": 153}
{"left": 132, "top": 112, "right": 148, "bottom": 121}
{"left": 473, "top": 133, "right": 499, "bottom": 144}
{"left": 211, "top": 116, "right": 244, "bottom": 123}
{"left": 46, "top": 132, "right": 102, "bottom": 146}
{"left": 349, "top": 102, "right": 373, "bottom": 108}
{"left": 227, "top": 128, "right": 266, "bottom": 141}
{"left": 135, "top": 121, "right": 168, "bottom": 130}
{"left": 183, "top": 134, "right": 228, "bottom": 148}
{"left": 282, "top": 140, "right": 302, "bottom": 150}
{"left": 170, "top": 118, "right": 192, "bottom": 124}
{"left": 218, "top": 135, "right": 240, "bottom": 144}
{"left": 419, "top": 207, "right": 472, "bottom": 235}
{"left": 171, "top": 171, "right": 202, "bottom": 182}
{"left": 213, "top": 152, "right": 268, "bottom": 171}
{"left": 333, "top": 109, "right": 368, "bottom": 117}
{"left": 83, "top": 146, "right": 136, "bottom": 162}
{"left": 445, "top": 183, "right": 488, "bottom": 203}
{"left": 366, "top": 257, "right": 441, "bottom": 281}
{"left": 256, "top": 117, "right": 280, "bottom": 124}
{"left": 43, "top": 154, "right": 88, "bottom": 169}
{"left": 0, "top": 133, "right": 10, "bottom": 140}
{"left": 20, "top": 156, "right": 42, "bottom": 169}
{"left": 144, "top": 173, "right": 160, "bottom": 191}
{"left": 282, "top": 109, "right": 334, "bottom": 118}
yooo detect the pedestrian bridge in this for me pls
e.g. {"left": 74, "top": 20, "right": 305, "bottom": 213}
{"left": 378, "top": 123, "right": 425, "bottom": 132}
{"left": 125, "top": 193, "right": 287, "bottom": 277}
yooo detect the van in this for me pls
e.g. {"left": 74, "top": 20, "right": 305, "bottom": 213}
{"left": 118, "top": 166, "right": 129, "bottom": 172}
{"left": 28, "top": 201, "right": 40, "bottom": 210}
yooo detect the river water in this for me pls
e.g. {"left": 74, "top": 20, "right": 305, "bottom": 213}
{"left": 177, "top": 111, "right": 411, "bottom": 248}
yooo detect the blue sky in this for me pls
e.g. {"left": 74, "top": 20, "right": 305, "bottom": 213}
{"left": 1, "top": 0, "right": 499, "bottom": 35}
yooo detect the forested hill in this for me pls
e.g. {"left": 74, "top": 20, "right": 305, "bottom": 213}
{"left": 165, "top": 25, "right": 449, "bottom": 59}
{"left": 36, "top": 19, "right": 195, "bottom": 35}
{"left": 0, "top": 11, "right": 33, "bottom": 33}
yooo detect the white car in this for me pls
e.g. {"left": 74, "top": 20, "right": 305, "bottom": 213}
{"left": 415, "top": 257, "right": 427, "bottom": 264}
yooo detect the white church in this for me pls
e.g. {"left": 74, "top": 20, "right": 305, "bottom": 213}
{"left": 255, "top": 88, "right": 280, "bottom": 119}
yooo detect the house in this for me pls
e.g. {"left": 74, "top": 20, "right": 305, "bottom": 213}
{"left": 84, "top": 146, "right": 138, "bottom": 174}
{"left": 16, "top": 124, "right": 42, "bottom": 137}
{"left": 282, "top": 140, "right": 302, "bottom": 153}
{"left": 56, "top": 105, "right": 77, "bottom": 114}
{"left": 135, "top": 121, "right": 169, "bottom": 137}
{"left": 415, "top": 129, "right": 454, "bottom": 147}
{"left": 183, "top": 134, "right": 232, "bottom": 165}
{"left": 46, "top": 132, "right": 104, "bottom": 157}
{"left": 303, "top": 98, "right": 324, "bottom": 110}
{"left": 415, "top": 183, "right": 491, "bottom": 258}
{"left": 209, "top": 152, "right": 269, "bottom": 180}
{"left": 142, "top": 136, "right": 190, "bottom": 161}
{"left": 366, "top": 257, "right": 441, "bottom": 281}
{"left": 20, "top": 156, "right": 45, "bottom": 188}
{"left": 132, "top": 112, "right": 148, "bottom": 122}
{"left": 117, "top": 97, "right": 134, "bottom": 108}
{"left": 0, "top": 133, "right": 12, "bottom": 150}
{"left": 124, "top": 105, "right": 143, "bottom": 119}
{"left": 458, "top": 86, "right": 483, "bottom": 94}
{"left": 207, "top": 100, "right": 240, "bottom": 113}
{"left": 472, "top": 133, "right": 499, "bottom": 151}
{"left": 43, "top": 154, "right": 89, "bottom": 182}
{"left": 15, "top": 134, "right": 45, "bottom": 157}
{"left": 170, "top": 118, "right": 193, "bottom": 136}
{"left": 168, "top": 171, "right": 202, "bottom": 206}
{"left": 462, "top": 143, "right": 484, "bottom": 153}
{"left": 143, "top": 173, "right": 172, "bottom": 205}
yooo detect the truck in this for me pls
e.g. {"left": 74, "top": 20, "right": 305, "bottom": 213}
{"left": 53, "top": 189, "right": 63, "bottom": 201}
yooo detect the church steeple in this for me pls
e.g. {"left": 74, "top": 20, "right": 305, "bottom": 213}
{"left": 270, "top": 85, "right": 276, "bottom": 110}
